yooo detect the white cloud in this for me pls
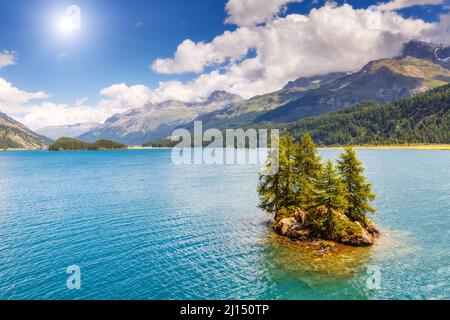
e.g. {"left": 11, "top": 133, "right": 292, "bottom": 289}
{"left": 99, "top": 83, "right": 153, "bottom": 109}
{"left": 0, "top": 77, "right": 50, "bottom": 114}
{"left": 151, "top": 3, "right": 444, "bottom": 100}
{"left": 378, "top": 0, "right": 445, "bottom": 11}
{"left": 21, "top": 102, "right": 104, "bottom": 129}
{"left": 225, "top": 0, "right": 303, "bottom": 27}
{"left": 424, "top": 13, "right": 450, "bottom": 45}
{"left": 151, "top": 28, "right": 260, "bottom": 74}
{"left": 18, "top": 84, "right": 154, "bottom": 129}
{"left": 0, "top": 50, "right": 17, "bottom": 68}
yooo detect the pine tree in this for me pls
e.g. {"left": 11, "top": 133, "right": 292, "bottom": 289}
{"left": 337, "top": 147, "right": 376, "bottom": 223}
{"left": 257, "top": 157, "right": 281, "bottom": 214}
{"left": 258, "top": 134, "right": 297, "bottom": 216}
{"left": 316, "top": 160, "right": 348, "bottom": 212}
{"left": 292, "top": 133, "right": 322, "bottom": 209}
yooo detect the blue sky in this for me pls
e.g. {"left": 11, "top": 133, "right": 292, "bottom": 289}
{"left": 0, "top": 0, "right": 448, "bottom": 128}
{"left": 0, "top": 0, "right": 229, "bottom": 102}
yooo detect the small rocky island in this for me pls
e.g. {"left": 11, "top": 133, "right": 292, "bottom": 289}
{"left": 258, "top": 133, "right": 379, "bottom": 247}
{"left": 49, "top": 137, "right": 128, "bottom": 151}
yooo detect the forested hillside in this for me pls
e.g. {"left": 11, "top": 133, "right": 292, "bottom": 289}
{"left": 289, "top": 84, "right": 450, "bottom": 145}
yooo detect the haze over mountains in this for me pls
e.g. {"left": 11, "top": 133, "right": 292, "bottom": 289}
{"left": 37, "top": 122, "right": 100, "bottom": 140}
{"left": 1, "top": 40, "right": 449, "bottom": 149}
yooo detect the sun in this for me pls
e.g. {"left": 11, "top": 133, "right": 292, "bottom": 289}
{"left": 58, "top": 17, "right": 75, "bottom": 34}
{"left": 56, "top": 5, "right": 81, "bottom": 36}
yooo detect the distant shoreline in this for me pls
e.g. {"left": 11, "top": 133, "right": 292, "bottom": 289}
{"left": 127, "top": 146, "right": 173, "bottom": 150}
{"left": 0, "top": 146, "right": 173, "bottom": 152}
{"left": 1, "top": 144, "right": 450, "bottom": 151}
{"left": 318, "top": 144, "right": 450, "bottom": 151}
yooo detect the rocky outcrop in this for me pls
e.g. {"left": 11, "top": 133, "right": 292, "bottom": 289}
{"left": 333, "top": 215, "right": 374, "bottom": 246}
{"left": 273, "top": 217, "right": 310, "bottom": 240}
{"left": 272, "top": 206, "right": 379, "bottom": 247}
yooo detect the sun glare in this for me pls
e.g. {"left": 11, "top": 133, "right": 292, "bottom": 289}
{"left": 58, "top": 17, "right": 75, "bottom": 34}
{"left": 56, "top": 5, "right": 81, "bottom": 36}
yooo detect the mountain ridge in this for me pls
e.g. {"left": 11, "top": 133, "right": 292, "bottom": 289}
{"left": 78, "top": 90, "right": 243, "bottom": 145}
{"left": 400, "top": 40, "right": 450, "bottom": 70}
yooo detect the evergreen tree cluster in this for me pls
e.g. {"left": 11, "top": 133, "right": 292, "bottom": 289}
{"left": 258, "top": 133, "right": 376, "bottom": 228}
{"left": 49, "top": 137, "right": 128, "bottom": 151}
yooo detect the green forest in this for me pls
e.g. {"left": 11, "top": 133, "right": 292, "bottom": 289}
{"left": 49, "top": 137, "right": 127, "bottom": 151}
{"left": 288, "top": 84, "right": 450, "bottom": 145}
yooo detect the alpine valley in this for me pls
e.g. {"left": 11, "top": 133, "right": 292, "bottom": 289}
{"left": 83, "top": 40, "right": 450, "bottom": 146}
{"left": 1, "top": 40, "right": 449, "bottom": 149}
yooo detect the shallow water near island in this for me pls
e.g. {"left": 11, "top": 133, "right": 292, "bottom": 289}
{"left": 0, "top": 149, "right": 449, "bottom": 300}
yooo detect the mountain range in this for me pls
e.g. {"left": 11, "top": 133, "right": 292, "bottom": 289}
{"left": 181, "top": 41, "right": 450, "bottom": 134}
{"left": 68, "top": 40, "right": 450, "bottom": 145}
{"left": 1, "top": 40, "right": 449, "bottom": 149}
{"left": 78, "top": 90, "right": 242, "bottom": 145}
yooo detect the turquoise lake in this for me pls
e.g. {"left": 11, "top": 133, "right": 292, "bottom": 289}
{"left": 0, "top": 149, "right": 449, "bottom": 300}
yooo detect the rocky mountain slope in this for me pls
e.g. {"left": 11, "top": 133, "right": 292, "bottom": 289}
{"left": 78, "top": 91, "right": 242, "bottom": 145}
{"left": 283, "top": 72, "right": 347, "bottom": 90}
{"left": 0, "top": 111, "right": 52, "bottom": 149}
{"left": 401, "top": 40, "right": 450, "bottom": 70}
{"left": 256, "top": 56, "right": 450, "bottom": 123}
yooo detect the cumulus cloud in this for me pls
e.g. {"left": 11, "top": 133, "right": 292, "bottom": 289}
{"left": 225, "top": 0, "right": 303, "bottom": 27}
{"left": 152, "top": 28, "right": 260, "bottom": 74}
{"left": 0, "top": 77, "right": 50, "bottom": 114}
{"left": 423, "top": 13, "right": 450, "bottom": 45}
{"left": 21, "top": 101, "right": 106, "bottom": 129}
{"left": 0, "top": 50, "right": 17, "bottom": 68}
{"left": 378, "top": 0, "right": 445, "bottom": 11}
{"left": 151, "top": 2, "right": 444, "bottom": 100}
{"left": 99, "top": 83, "right": 153, "bottom": 109}
{"left": 19, "top": 84, "right": 154, "bottom": 129}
